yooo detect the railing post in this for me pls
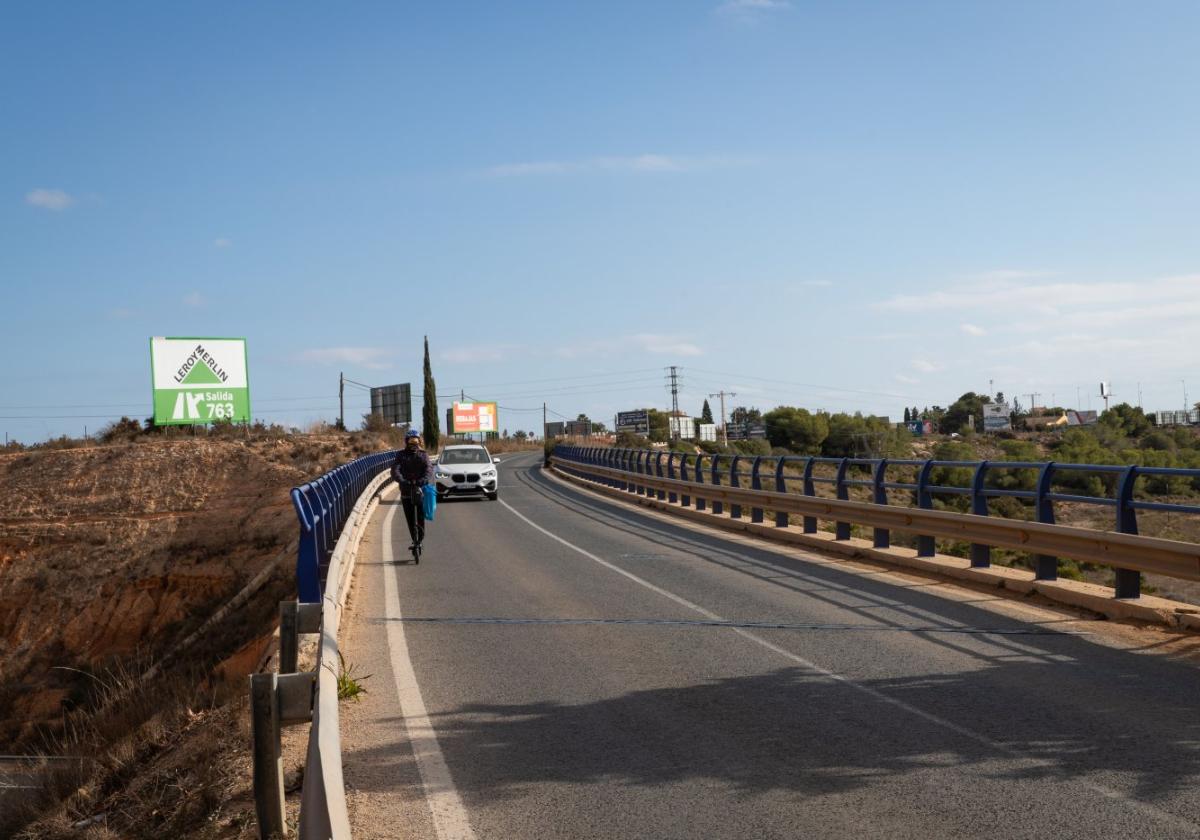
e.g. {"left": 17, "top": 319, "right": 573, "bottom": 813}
{"left": 656, "top": 452, "right": 667, "bottom": 500}
{"left": 774, "top": 457, "right": 789, "bottom": 527}
{"left": 915, "top": 460, "right": 935, "bottom": 557}
{"left": 250, "top": 673, "right": 286, "bottom": 838}
{"left": 695, "top": 455, "right": 707, "bottom": 511}
{"left": 835, "top": 459, "right": 851, "bottom": 540}
{"left": 711, "top": 455, "right": 724, "bottom": 515}
{"left": 970, "top": 461, "right": 991, "bottom": 568}
{"left": 750, "top": 455, "right": 765, "bottom": 523}
{"left": 679, "top": 455, "right": 691, "bottom": 507}
{"left": 667, "top": 453, "right": 678, "bottom": 504}
{"left": 635, "top": 451, "right": 646, "bottom": 495}
{"left": 802, "top": 458, "right": 817, "bottom": 534}
{"left": 1034, "top": 462, "right": 1058, "bottom": 580}
{"left": 1114, "top": 466, "right": 1141, "bottom": 598}
{"left": 873, "top": 459, "right": 890, "bottom": 548}
{"left": 729, "top": 455, "right": 742, "bottom": 520}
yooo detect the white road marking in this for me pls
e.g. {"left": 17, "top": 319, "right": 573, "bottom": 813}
{"left": 382, "top": 498, "right": 478, "bottom": 840}
{"left": 499, "top": 496, "right": 1200, "bottom": 834}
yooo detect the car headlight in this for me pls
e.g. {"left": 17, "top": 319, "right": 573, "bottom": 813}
{"left": 482, "top": 469, "right": 496, "bottom": 477}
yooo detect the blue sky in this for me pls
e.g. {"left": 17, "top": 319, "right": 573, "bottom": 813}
{"left": 4, "top": 1, "right": 1200, "bottom": 441}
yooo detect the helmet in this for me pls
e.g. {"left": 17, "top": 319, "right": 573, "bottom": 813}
{"left": 405, "top": 428, "right": 421, "bottom": 439}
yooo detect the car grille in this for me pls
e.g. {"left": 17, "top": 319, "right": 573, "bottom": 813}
{"left": 451, "top": 473, "right": 483, "bottom": 483}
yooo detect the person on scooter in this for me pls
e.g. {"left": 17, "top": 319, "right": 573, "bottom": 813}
{"left": 392, "top": 428, "right": 434, "bottom": 551}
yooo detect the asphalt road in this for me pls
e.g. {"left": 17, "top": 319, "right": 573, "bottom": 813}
{"left": 339, "top": 450, "right": 1200, "bottom": 840}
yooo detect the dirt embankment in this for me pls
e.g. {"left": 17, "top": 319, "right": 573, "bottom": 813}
{"left": 0, "top": 432, "right": 393, "bottom": 837}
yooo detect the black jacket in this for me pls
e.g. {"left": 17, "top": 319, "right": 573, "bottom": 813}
{"left": 392, "top": 447, "right": 434, "bottom": 497}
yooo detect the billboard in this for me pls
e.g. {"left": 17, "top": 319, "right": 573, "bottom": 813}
{"left": 370, "top": 383, "right": 411, "bottom": 425}
{"left": 982, "top": 403, "right": 1011, "bottom": 432}
{"left": 725, "top": 422, "right": 767, "bottom": 441}
{"left": 565, "top": 420, "right": 591, "bottom": 437}
{"left": 905, "top": 420, "right": 934, "bottom": 436}
{"left": 698, "top": 423, "right": 718, "bottom": 442}
{"left": 150, "top": 337, "right": 250, "bottom": 425}
{"left": 616, "top": 410, "right": 650, "bottom": 434}
{"left": 451, "top": 401, "right": 498, "bottom": 433}
{"left": 545, "top": 421, "right": 566, "bottom": 437}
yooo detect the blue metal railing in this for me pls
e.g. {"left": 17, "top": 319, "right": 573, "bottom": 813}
{"left": 554, "top": 445, "right": 1200, "bottom": 599}
{"left": 290, "top": 450, "right": 397, "bottom": 603}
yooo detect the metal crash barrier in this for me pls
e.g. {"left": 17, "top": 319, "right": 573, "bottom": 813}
{"left": 251, "top": 449, "right": 397, "bottom": 840}
{"left": 552, "top": 445, "right": 1200, "bottom": 599}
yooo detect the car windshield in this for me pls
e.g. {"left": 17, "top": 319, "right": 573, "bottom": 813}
{"left": 440, "top": 448, "right": 490, "bottom": 465}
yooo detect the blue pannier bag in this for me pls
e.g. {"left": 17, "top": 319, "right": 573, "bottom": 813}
{"left": 422, "top": 484, "right": 437, "bottom": 521}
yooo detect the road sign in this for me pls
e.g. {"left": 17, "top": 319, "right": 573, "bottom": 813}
{"left": 616, "top": 410, "right": 649, "bottom": 434}
{"left": 150, "top": 337, "right": 250, "bottom": 425}
{"left": 370, "top": 383, "right": 411, "bottom": 425}
{"left": 452, "top": 401, "right": 498, "bottom": 433}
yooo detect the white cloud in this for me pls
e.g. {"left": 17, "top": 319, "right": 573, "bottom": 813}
{"left": 912, "top": 359, "right": 943, "bottom": 373}
{"left": 213, "top": 238, "right": 232, "bottom": 248}
{"left": 554, "top": 333, "right": 704, "bottom": 359}
{"left": 183, "top": 292, "right": 205, "bottom": 308}
{"left": 633, "top": 333, "right": 703, "bottom": 356}
{"left": 26, "top": 188, "right": 75, "bottom": 211}
{"left": 718, "top": 0, "right": 792, "bottom": 13}
{"left": 440, "top": 345, "right": 520, "bottom": 364}
{"left": 298, "top": 347, "right": 393, "bottom": 370}
{"left": 484, "top": 154, "right": 746, "bottom": 178}
{"left": 960, "top": 323, "right": 986, "bottom": 336}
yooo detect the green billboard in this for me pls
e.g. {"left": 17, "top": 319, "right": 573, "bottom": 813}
{"left": 150, "top": 337, "right": 251, "bottom": 425}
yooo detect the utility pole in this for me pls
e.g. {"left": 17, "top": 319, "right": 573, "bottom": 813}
{"left": 668, "top": 366, "right": 681, "bottom": 440}
{"left": 1183, "top": 380, "right": 1189, "bottom": 413}
{"left": 543, "top": 402, "right": 547, "bottom": 441}
{"left": 1137, "top": 382, "right": 1143, "bottom": 410}
{"left": 339, "top": 372, "right": 345, "bottom": 431}
{"left": 708, "top": 390, "right": 735, "bottom": 446}
{"left": 1024, "top": 393, "right": 1040, "bottom": 412}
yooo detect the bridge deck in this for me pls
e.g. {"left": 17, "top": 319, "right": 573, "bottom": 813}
{"left": 338, "top": 451, "right": 1200, "bottom": 839}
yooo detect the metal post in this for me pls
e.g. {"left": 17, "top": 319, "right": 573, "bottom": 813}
{"left": 655, "top": 452, "right": 667, "bottom": 501}
{"left": 970, "top": 462, "right": 991, "bottom": 568}
{"left": 750, "top": 455, "right": 765, "bottom": 523}
{"left": 250, "top": 673, "right": 286, "bottom": 838}
{"left": 667, "top": 453, "right": 678, "bottom": 504}
{"left": 679, "top": 454, "right": 691, "bottom": 507}
{"left": 695, "top": 455, "right": 707, "bottom": 511}
{"left": 1114, "top": 466, "right": 1142, "bottom": 598}
{"left": 872, "top": 459, "right": 890, "bottom": 548}
{"left": 1034, "top": 463, "right": 1058, "bottom": 580}
{"left": 835, "top": 459, "right": 851, "bottom": 540}
{"left": 774, "top": 456, "right": 789, "bottom": 527}
{"left": 279, "top": 601, "right": 299, "bottom": 674}
{"left": 729, "top": 455, "right": 742, "bottom": 520}
{"left": 711, "top": 455, "right": 724, "bottom": 515}
{"left": 802, "top": 458, "right": 818, "bottom": 534}
{"left": 915, "top": 460, "right": 935, "bottom": 557}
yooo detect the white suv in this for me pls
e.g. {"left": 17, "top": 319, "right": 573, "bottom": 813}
{"left": 434, "top": 444, "right": 500, "bottom": 501}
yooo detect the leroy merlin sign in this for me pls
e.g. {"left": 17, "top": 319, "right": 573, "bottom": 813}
{"left": 150, "top": 337, "right": 251, "bottom": 425}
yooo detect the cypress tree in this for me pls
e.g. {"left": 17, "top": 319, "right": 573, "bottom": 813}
{"left": 701, "top": 399, "right": 714, "bottom": 424}
{"left": 422, "top": 336, "right": 440, "bottom": 449}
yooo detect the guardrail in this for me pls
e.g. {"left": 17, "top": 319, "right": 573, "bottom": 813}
{"left": 552, "top": 445, "right": 1200, "bottom": 599}
{"left": 251, "top": 449, "right": 397, "bottom": 840}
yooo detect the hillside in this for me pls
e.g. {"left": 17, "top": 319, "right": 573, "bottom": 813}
{"left": 0, "top": 431, "right": 393, "bottom": 836}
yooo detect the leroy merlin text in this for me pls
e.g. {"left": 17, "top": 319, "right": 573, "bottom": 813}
{"left": 173, "top": 344, "right": 229, "bottom": 383}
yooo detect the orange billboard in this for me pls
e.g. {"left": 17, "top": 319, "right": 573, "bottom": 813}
{"left": 452, "top": 401, "right": 498, "bottom": 433}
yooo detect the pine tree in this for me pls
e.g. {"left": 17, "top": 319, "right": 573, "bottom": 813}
{"left": 903, "top": 407, "right": 911, "bottom": 422}
{"left": 701, "top": 399, "right": 714, "bottom": 424}
{"left": 422, "top": 336, "right": 440, "bottom": 450}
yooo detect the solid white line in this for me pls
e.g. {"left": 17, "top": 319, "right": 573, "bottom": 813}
{"left": 499, "top": 496, "right": 1200, "bottom": 834}
{"left": 382, "top": 498, "right": 478, "bottom": 840}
